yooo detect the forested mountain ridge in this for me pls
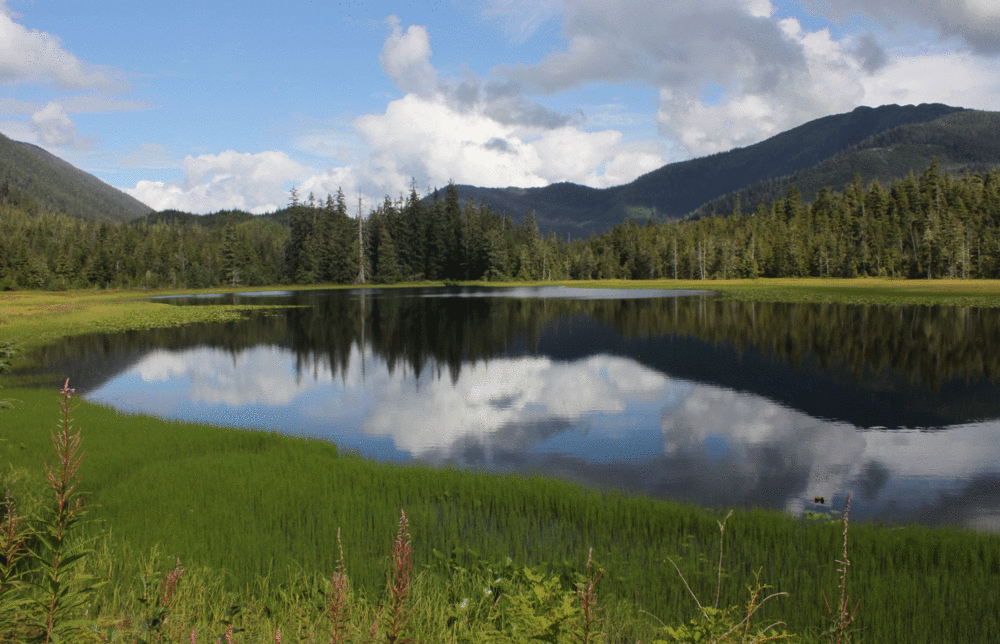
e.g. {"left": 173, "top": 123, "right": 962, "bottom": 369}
{"left": 430, "top": 103, "right": 968, "bottom": 239}
{"left": 690, "top": 109, "right": 1000, "bottom": 220}
{"left": 0, "top": 102, "right": 980, "bottom": 239}
{"left": 5, "top": 158, "right": 1000, "bottom": 290}
{"left": 0, "top": 132, "right": 152, "bottom": 223}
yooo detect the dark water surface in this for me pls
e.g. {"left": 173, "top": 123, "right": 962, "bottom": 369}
{"left": 24, "top": 286, "right": 1000, "bottom": 532}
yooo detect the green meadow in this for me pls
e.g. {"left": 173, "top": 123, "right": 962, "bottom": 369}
{"left": 1, "top": 279, "right": 1000, "bottom": 643}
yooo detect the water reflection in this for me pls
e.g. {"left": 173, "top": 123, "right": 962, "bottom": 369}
{"left": 22, "top": 287, "right": 1000, "bottom": 532}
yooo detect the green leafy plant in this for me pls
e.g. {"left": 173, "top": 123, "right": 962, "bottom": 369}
{"left": 495, "top": 565, "right": 581, "bottom": 644}
{"left": 0, "top": 487, "right": 33, "bottom": 639}
{"left": 133, "top": 554, "right": 185, "bottom": 644}
{"left": 26, "top": 379, "right": 105, "bottom": 643}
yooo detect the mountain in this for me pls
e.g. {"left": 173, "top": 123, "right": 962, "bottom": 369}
{"left": 690, "top": 109, "right": 1000, "bottom": 219}
{"left": 429, "top": 103, "right": 969, "bottom": 239}
{"left": 5, "top": 102, "right": 991, "bottom": 236}
{"left": 0, "top": 132, "right": 152, "bottom": 222}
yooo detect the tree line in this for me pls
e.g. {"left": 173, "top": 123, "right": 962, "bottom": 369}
{"left": 3, "top": 159, "right": 1000, "bottom": 290}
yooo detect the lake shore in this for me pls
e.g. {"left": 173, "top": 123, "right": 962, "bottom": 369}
{"left": 2, "top": 278, "right": 1000, "bottom": 642}
{"left": 5, "top": 277, "right": 1000, "bottom": 352}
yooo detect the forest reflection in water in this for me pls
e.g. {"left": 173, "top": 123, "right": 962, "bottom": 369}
{"left": 28, "top": 286, "right": 1000, "bottom": 533}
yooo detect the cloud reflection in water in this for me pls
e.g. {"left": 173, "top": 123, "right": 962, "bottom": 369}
{"left": 87, "top": 343, "right": 1000, "bottom": 532}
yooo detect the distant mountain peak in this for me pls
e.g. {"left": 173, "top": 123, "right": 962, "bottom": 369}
{"left": 430, "top": 103, "right": 973, "bottom": 239}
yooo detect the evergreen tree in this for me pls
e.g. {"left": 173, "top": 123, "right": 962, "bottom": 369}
{"left": 375, "top": 225, "right": 402, "bottom": 284}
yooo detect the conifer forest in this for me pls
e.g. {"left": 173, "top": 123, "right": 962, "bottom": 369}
{"left": 3, "top": 160, "right": 1000, "bottom": 291}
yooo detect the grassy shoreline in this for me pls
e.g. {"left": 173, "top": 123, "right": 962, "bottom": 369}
{"left": 5, "top": 277, "right": 1000, "bottom": 351}
{"left": 2, "top": 279, "right": 1000, "bottom": 642}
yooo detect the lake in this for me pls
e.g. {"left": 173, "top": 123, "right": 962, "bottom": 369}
{"left": 26, "top": 286, "right": 1000, "bottom": 532}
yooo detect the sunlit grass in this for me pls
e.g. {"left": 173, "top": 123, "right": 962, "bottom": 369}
{"left": 1, "top": 386, "right": 998, "bottom": 642}
{"left": 0, "top": 289, "right": 294, "bottom": 357}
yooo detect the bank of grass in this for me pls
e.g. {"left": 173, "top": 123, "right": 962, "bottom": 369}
{"left": 0, "top": 288, "right": 300, "bottom": 356}
{"left": 480, "top": 277, "right": 1000, "bottom": 308}
{"left": 1, "top": 386, "right": 998, "bottom": 643}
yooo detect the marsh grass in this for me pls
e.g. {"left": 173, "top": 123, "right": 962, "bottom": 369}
{"left": 0, "top": 386, "right": 998, "bottom": 642}
{"left": 647, "top": 511, "right": 797, "bottom": 644}
{"left": 0, "top": 289, "right": 289, "bottom": 358}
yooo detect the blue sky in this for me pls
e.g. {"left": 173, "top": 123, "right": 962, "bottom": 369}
{"left": 2, "top": 0, "right": 999, "bottom": 214}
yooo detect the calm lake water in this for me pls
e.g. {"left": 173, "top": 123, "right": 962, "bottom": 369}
{"left": 27, "top": 286, "right": 1000, "bottom": 532}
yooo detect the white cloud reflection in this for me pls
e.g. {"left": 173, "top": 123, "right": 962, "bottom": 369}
{"left": 135, "top": 346, "right": 312, "bottom": 407}
{"left": 661, "top": 385, "right": 1000, "bottom": 530}
{"left": 88, "top": 344, "right": 1000, "bottom": 531}
{"left": 360, "top": 352, "right": 672, "bottom": 455}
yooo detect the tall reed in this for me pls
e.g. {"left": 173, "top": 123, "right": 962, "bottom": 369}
{"left": 823, "top": 495, "right": 859, "bottom": 644}
{"left": 324, "top": 528, "right": 352, "bottom": 643}
{"left": 382, "top": 510, "right": 414, "bottom": 644}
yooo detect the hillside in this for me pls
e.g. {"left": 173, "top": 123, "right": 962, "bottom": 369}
{"left": 0, "top": 132, "right": 152, "bottom": 222}
{"left": 691, "top": 109, "right": 1000, "bottom": 219}
{"left": 431, "top": 103, "right": 968, "bottom": 239}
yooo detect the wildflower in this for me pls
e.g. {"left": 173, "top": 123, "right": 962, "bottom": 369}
{"left": 460, "top": 598, "right": 468, "bottom": 609}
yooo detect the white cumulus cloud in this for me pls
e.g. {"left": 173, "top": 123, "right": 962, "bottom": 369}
{"left": 126, "top": 2, "right": 1000, "bottom": 214}
{"left": 30, "top": 101, "right": 93, "bottom": 149}
{"left": 488, "top": 0, "right": 1000, "bottom": 159}
{"left": 0, "top": 5, "right": 122, "bottom": 90}
{"left": 303, "top": 16, "right": 668, "bottom": 198}
{"left": 127, "top": 150, "right": 307, "bottom": 213}
{"left": 351, "top": 92, "right": 662, "bottom": 192}
{"left": 802, "top": 0, "right": 1000, "bottom": 55}
{"left": 380, "top": 15, "right": 438, "bottom": 96}
{"left": 859, "top": 49, "right": 1000, "bottom": 108}
{"left": 656, "top": 17, "right": 868, "bottom": 155}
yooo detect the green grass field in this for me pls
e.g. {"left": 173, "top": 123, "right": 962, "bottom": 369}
{"left": 2, "top": 279, "right": 1000, "bottom": 642}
